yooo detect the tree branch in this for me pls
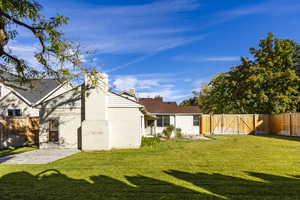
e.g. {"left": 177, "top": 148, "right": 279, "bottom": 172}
{"left": 0, "top": 9, "right": 46, "bottom": 53}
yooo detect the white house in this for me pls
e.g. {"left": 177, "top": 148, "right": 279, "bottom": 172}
{"left": 138, "top": 97, "right": 202, "bottom": 136}
{"left": 0, "top": 72, "right": 145, "bottom": 150}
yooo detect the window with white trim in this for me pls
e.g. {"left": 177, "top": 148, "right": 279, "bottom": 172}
{"left": 7, "top": 109, "right": 22, "bottom": 117}
{"left": 157, "top": 115, "right": 170, "bottom": 127}
{"left": 193, "top": 115, "right": 200, "bottom": 126}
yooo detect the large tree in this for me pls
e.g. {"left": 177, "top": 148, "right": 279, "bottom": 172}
{"left": 0, "top": 0, "right": 98, "bottom": 87}
{"left": 198, "top": 33, "right": 300, "bottom": 114}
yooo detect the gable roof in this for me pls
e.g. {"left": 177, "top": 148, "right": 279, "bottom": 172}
{"left": 108, "top": 91, "right": 143, "bottom": 108}
{"left": 0, "top": 69, "right": 63, "bottom": 105}
{"left": 12, "top": 79, "right": 62, "bottom": 105}
{"left": 139, "top": 97, "right": 202, "bottom": 114}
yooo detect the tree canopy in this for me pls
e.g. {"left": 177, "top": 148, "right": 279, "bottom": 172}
{"left": 198, "top": 33, "right": 300, "bottom": 114}
{"left": 0, "top": 0, "right": 98, "bottom": 87}
{"left": 179, "top": 97, "right": 199, "bottom": 106}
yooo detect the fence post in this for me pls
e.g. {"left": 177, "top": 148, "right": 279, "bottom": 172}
{"left": 290, "top": 113, "right": 293, "bottom": 136}
{"left": 221, "top": 114, "right": 224, "bottom": 134}
{"left": 253, "top": 114, "right": 256, "bottom": 135}
{"left": 199, "top": 115, "right": 202, "bottom": 136}
{"left": 210, "top": 114, "right": 212, "bottom": 135}
{"left": 237, "top": 115, "right": 240, "bottom": 135}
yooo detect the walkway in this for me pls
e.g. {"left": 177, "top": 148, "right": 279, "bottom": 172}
{"left": 0, "top": 149, "right": 79, "bottom": 164}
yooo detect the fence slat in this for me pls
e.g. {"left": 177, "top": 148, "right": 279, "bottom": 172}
{"left": 0, "top": 117, "right": 39, "bottom": 149}
{"left": 200, "top": 113, "right": 300, "bottom": 137}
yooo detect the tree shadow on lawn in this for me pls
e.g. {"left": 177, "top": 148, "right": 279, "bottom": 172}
{"left": 165, "top": 170, "right": 300, "bottom": 200}
{"left": 1, "top": 169, "right": 300, "bottom": 200}
{"left": 256, "top": 134, "right": 300, "bottom": 142}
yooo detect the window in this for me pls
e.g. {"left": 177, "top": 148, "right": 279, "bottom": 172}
{"left": 7, "top": 109, "right": 22, "bottom": 117}
{"left": 157, "top": 115, "right": 170, "bottom": 127}
{"left": 193, "top": 115, "right": 200, "bottom": 126}
{"left": 49, "top": 119, "right": 59, "bottom": 143}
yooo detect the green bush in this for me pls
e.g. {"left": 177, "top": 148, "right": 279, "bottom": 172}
{"left": 175, "top": 128, "right": 183, "bottom": 138}
{"left": 141, "top": 137, "right": 160, "bottom": 147}
{"left": 163, "top": 125, "right": 175, "bottom": 139}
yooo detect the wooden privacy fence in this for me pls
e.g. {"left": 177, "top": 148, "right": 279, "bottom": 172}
{"left": 0, "top": 117, "right": 39, "bottom": 149}
{"left": 200, "top": 113, "right": 300, "bottom": 136}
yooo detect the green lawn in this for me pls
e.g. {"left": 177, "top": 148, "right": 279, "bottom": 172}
{"left": 0, "top": 146, "right": 36, "bottom": 158}
{"left": 1, "top": 135, "right": 300, "bottom": 200}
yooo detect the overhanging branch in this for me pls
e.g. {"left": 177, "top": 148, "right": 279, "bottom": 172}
{"left": 0, "top": 9, "right": 46, "bottom": 53}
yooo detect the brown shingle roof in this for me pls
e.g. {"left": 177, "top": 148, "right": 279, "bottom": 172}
{"left": 139, "top": 97, "right": 202, "bottom": 114}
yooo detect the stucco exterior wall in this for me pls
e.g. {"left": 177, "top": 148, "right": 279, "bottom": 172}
{"left": 39, "top": 89, "right": 82, "bottom": 149}
{"left": 147, "top": 114, "right": 200, "bottom": 136}
{"left": 155, "top": 115, "right": 175, "bottom": 135}
{"left": 39, "top": 108, "right": 81, "bottom": 149}
{"left": 108, "top": 107, "right": 143, "bottom": 149}
{"left": 0, "top": 83, "right": 11, "bottom": 99}
{"left": 175, "top": 115, "right": 199, "bottom": 135}
{"left": 0, "top": 92, "right": 39, "bottom": 117}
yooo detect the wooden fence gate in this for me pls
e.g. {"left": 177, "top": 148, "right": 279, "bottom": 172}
{"left": 201, "top": 114, "right": 257, "bottom": 135}
{"left": 200, "top": 113, "right": 300, "bottom": 136}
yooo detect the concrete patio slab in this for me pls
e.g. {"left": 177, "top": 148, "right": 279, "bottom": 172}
{"left": 0, "top": 149, "right": 80, "bottom": 164}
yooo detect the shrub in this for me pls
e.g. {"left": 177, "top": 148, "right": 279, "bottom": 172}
{"left": 163, "top": 125, "right": 175, "bottom": 139}
{"left": 175, "top": 128, "right": 183, "bottom": 138}
{"left": 141, "top": 137, "right": 160, "bottom": 147}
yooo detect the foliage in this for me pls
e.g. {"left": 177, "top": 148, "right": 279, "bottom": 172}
{"left": 141, "top": 136, "right": 160, "bottom": 147}
{"left": 198, "top": 33, "right": 300, "bottom": 114}
{"left": 180, "top": 97, "right": 198, "bottom": 106}
{"left": 163, "top": 125, "right": 175, "bottom": 139}
{"left": 0, "top": 0, "right": 99, "bottom": 87}
{"left": 175, "top": 128, "right": 183, "bottom": 138}
{"left": 180, "top": 91, "right": 201, "bottom": 106}
{"left": 1, "top": 136, "right": 300, "bottom": 199}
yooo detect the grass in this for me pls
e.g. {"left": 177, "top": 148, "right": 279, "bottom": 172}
{"left": 1, "top": 135, "right": 300, "bottom": 199}
{"left": 0, "top": 146, "right": 37, "bottom": 158}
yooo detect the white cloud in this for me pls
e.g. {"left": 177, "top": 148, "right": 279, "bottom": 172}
{"left": 112, "top": 76, "right": 160, "bottom": 91}
{"left": 112, "top": 76, "right": 139, "bottom": 91}
{"left": 173, "top": 55, "right": 240, "bottom": 63}
{"left": 220, "top": 0, "right": 300, "bottom": 19}
{"left": 37, "top": 0, "right": 202, "bottom": 55}
{"left": 105, "top": 35, "right": 205, "bottom": 73}
{"left": 112, "top": 74, "right": 191, "bottom": 101}
{"left": 4, "top": 42, "right": 90, "bottom": 75}
{"left": 6, "top": 42, "right": 39, "bottom": 67}
{"left": 138, "top": 89, "right": 190, "bottom": 101}
{"left": 203, "top": 56, "right": 240, "bottom": 62}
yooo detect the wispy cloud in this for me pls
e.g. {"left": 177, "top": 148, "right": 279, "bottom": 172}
{"left": 105, "top": 35, "right": 206, "bottom": 73}
{"left": 220, "top": 0, "right": 300, "bottom": 18}
{"left": 6, "top": 42, "right": 39, "bottom": 67}
{"left": 173, "top": 55, "right": 240, "bottom": 63}
{"left": 111, "top": 73, "right": 192, "bottom": 101}
{"left": 37, "top": 0, "right": 201, "bottom": 55}
{"left": 203, "top": 0, "right": 300, "bottom": 28}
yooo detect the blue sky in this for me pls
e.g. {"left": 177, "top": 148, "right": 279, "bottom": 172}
{"left": 12, "top": 0, "right": 300, "bottom": 102}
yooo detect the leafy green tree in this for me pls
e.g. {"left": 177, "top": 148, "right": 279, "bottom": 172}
{"left": 163, "top": 125, "right": 175, "bottom": 139}
{"left": 198, "top": 33, "right": 300, "bottom": 114}
{"left": 180, "top": 97, "right": 198, "bottom": 106}
{"left": 0, "top": 0, "right": 98, "bottom": 87}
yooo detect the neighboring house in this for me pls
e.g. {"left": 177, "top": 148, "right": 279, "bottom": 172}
{"left": 0, "top": 79, "right": 67, "bottom": 118}
{"left": 0, "top": 73, "right": 144, "bottom": 150}
{"left": 139, "top": 97, "right": 202, "bottom": 136}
